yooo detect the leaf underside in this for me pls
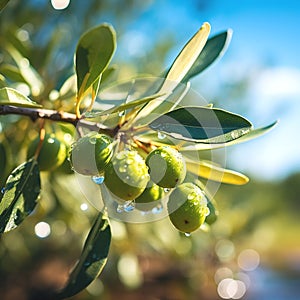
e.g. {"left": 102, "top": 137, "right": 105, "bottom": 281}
{"left": 186, "top": 160, "right": 249, "bottom": 185}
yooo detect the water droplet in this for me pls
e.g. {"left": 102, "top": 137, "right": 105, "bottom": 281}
{"left": 164, "top": 188, "right": 171, "bottom": 193}
{"left": 92, "top": 253, "right": 99, "bottom": 260}
{"left": 117, "top": 204, "right": 124, "bottom": 213}
{"left": 188, "top": 193, "right": 195, "bottom": 200}
{"left": 152, "top": 204, "right": 163, "bottom": 214}
{"left": 1, "top": 187, "right": 5, "bottom": 194}
{"left": 119, "top": 166, "right": 127, "bottom": 173}
{"left": 184, "top": 232, "right": 191, "bottom": 237}
{"left": 89, "top": 137, "right": 97, "bottom": 144}
{"left": 124, "top": 200, "right": 135, "bottom": 212}
{"left": 157, "top": 131, "right": 166, "bottom": 140}
{"left": 92, "top": 175, "right": 105, "bottom": 184}
{"left": 118, "top": 111, "right": 125, "bottom": 117}
{"left": 204, "top": 207, "right": 210, "bottom": 216}
{"left": 126, "top": 158, "right": 134, "bottom": 165}
{"left": 84, "top": 262, "right": 90, "bottom": 267}
{"left": 125, "top": 175, "right": 130, "bottom": 180}
{"left": 47, "top": 137, "right": 55, "bottom": 144}
{"left": 84, "top": 111, "right": 96, "bottom": 118}
{"left": 230, "top": 131, "right": 239, "bottom": 139}
{"left": 140, "top": 210, "right": 152, "bottom": 216}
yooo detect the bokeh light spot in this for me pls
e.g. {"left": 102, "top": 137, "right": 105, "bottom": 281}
{"left": 217, "top": 278, "right": 246, "bottom": 299}
{"left": 238, "top": 249, "right": 260, "bottom": 271}
{"left": 51, "top": 0, "right": 70, "bottom": 10}
{"left": 34, "top": 222, "right": 51, "bottom": 238}
{"left": 80, "top": 203, "right": 88, "bottom": 211}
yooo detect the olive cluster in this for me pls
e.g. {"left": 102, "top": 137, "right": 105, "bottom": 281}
{"left": 70, "top": 132, "right": 210, "bottom": 233}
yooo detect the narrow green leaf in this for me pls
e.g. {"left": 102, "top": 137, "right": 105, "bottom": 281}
{"left": 186, "top": 159, "right": 249, "bottom": 185}
{"left": 0, "top": 159, "right": 41, "bottom": 233}
{"left": 5, "top": 44, "right": 44, "bottom": 96}
{"left": 0, "top": 64, "right": 26, "bottom": 83}
{"left": 149, "top": 106, "right": 252, "bottom": 142}
{"left": 0, "top": 0, "right": 10, "bottom": 12}
{"left": 135, "top": 22, "right": 211, "bottom": 121}
{"left": 58, "top": 212, "right": 111, "bottom": 299}
{"left": 182, "top": 30, "right": 232, "bottom": 82}
{"left": 76, "top": 24, "right": 116, "bottom": 100}
{"left": 0, "top": 74, "right": 7, "bottom": 88}
{"left": 87, "top": 92, "right": 165, "bottom": 118}
{"left": 135, "top": 82, "right": 191, "bottom": 127}
{"left": 180, "top": 121, "right": 278, "bottom": 151}
{"left": 0, "top": 87, "right": 42, "bottom": 108}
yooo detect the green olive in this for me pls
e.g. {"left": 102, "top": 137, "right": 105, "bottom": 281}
{"left": 104, "top": 150, "right": 149, "bottom": 201}
{"left": 27, "top": 133, "right": 67, "bottom": 171}
{"left": 70, "top": 132, "right": 113, "bottom": 176}
{"left": 135, "top": 181, "right": 165, "bottom": 211}
{"left": 168, "top": 182, "right": 209, "bottom": 233}
{"left": 146, "top": 146, "right": 186, "bottom": 188}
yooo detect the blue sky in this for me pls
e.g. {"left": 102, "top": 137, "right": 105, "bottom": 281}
{"left": 120, "top": 0, "right": 300, "bottom": 180}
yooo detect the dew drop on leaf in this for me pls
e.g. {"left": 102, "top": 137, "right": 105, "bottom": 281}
{"left": 91, "top": 175, "right": 105, "bottom": 184}
{"left": 157, "top": 131, "right": 166, "bottom": 140}
{"left": 89, "top": 137, "right": 97, "bottom": 144}
{"left": 119, "top": 166, "right": 127, "bottom": 173}
{"left": 184, "top": 232, "right": 191, "bottom": 237}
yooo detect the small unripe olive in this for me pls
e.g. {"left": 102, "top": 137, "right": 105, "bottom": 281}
{"left": 168, "top": 182, "right": 209, "bottom": 233}
{"left": 70, "top": 132, "right": 113, "bottom": 176}
{"left": 146, "top": 146, "right": 186, "bottom": 188}
{"left": 104, "top": 150, "right": 149, "bottom": 201}
{"left": 135, "top": 181, "right": 165, "bottom": 211}
{"left": 27, "top": 133, "right": 67, "bottom": 171}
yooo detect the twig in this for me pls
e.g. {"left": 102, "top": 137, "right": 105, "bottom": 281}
{"left": 0, "top": 105, "right": 117, "bottom": 137}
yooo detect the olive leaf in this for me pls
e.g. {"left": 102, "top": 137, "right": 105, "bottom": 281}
{"left": 5, "top": 44, "right": 44, "bottom": 95}
{"left": 149, "top": 106, "right": 252, "bottom": 143}
{"left": 0, "top": 87, "right": 42, "bottom": 108}
{"left": 0, "top": 159, "right": 41, "bottom": 233}
{"left": 0, "top": 64, "right": 26, "bottom": 83}
{"left": 75, "top": 24, "right": 116, "bottom": 101}
{"left": 186, "top": 159, "right": 249, "bottom": 185}
{"left": 135, "top": 22, "right": 211, "bottom": 121}
{"left": 86, "top": 92, "right": 165, "bottom": 118}
{"left": 57, "top": 212, "right": 111, "bottom": 299}
{"left": 0, "top": 0, "right": 10, "bottom": 12}
{"left": 182, "top": 29, "right": 232, "bottom": 82}
{"left": 180, "top": 121, "right": 278, "bottom": 151}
